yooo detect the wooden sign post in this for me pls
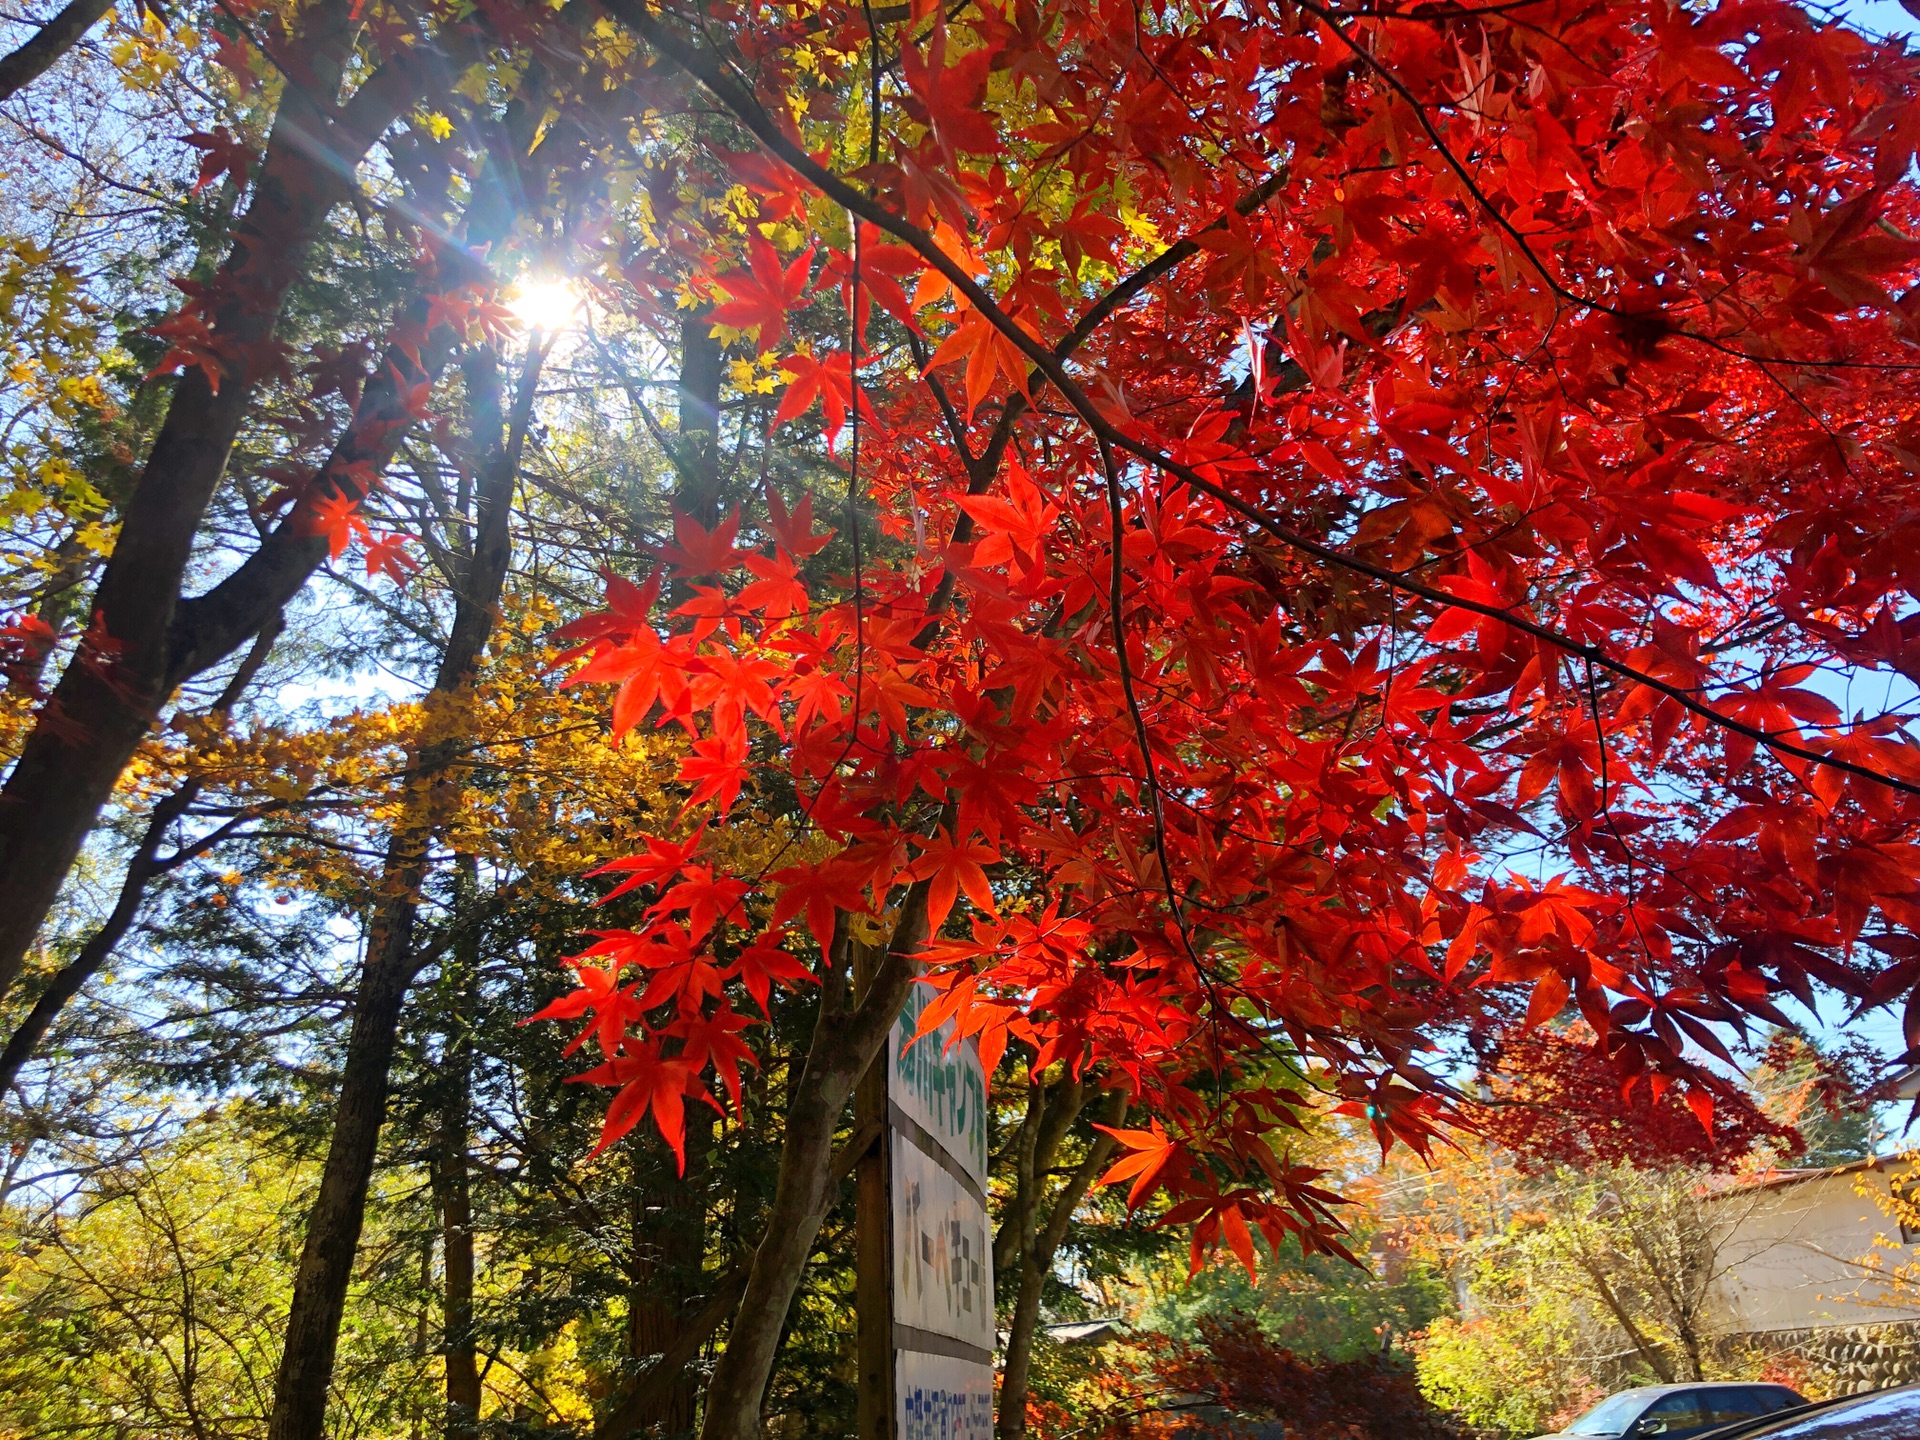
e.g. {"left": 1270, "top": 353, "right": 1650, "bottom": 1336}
{"left": 856, "top": 949, "right": 994, "bottom": 1439}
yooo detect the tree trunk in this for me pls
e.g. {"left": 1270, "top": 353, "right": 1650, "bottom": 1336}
{"left": 625, "top": 1108, "right": 709, "bottom": 1437}
{"left": 436, "top": 861, "right": 483, "bottom": 1439}
{"left": 165, "top": 296, "right": 463, "bottom": 689}
{"left": 0, "top": 0, "right": 114, "bottom": 101}
{"left": 265, "top": 338, "right": 544, "bottom": 1440}
{"left": 591, "top": 1123, "right": 878, "bottom": 1440}
{"left": 0, "top": 21, "right": 413, "bottom": 1006}
{"left": 992, "top": 1079, "right": 1052, "bottom": 1440}
{"left": 1000, "top": 1258, "right": 1046, "bottom": 1438}
{"left": 995, "top": 1084, "right": 1123, "bottom": 1440}
{"left": 0, "top": 307, "right": 452, "bottom": 1084}
{"left": 267, "top": 912, "right": 424, "bottom": 1440}
{"left": 0, "top": 616, "right": 283, "bottom": 1096}
{"left": 854, "top": 941, "right": 893, "bottom": 1440}
{"left": 595, "top": 1270, "right": 746, "bottom": 1440}
{"left": 1574, "top": 1249, "right": 1675, "bottom": 1384}
{"left": 696, "top": 889, "right": 933, "bottom": 1440}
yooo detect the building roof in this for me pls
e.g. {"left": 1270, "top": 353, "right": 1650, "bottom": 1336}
{"left": 1708, "top": 1153, "right": 1908, "bottom": 1198}
{"left": 1041, "top": 1317, "right": 1127, "bottom": 1346}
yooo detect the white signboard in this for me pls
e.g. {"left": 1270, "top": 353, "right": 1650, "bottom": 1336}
{"left": 896, "top": 1350, "right": 994, "bottom": 1440}
{"left": 891, "top": 1130, "right": 994, "bottom": 1353}
{"left": 889, "top": 979, "right": 988, "bottom": 1189}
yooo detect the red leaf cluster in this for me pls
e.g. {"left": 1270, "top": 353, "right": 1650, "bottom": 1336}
{"left": 522, "top": 0, "right": 1920, "bottom": 1274}
{"left": 1466, "top": 1026, "right": 1803, "bottom": 1174}
{"left": 1080, "top": 1316, "right": 1464, "bottom": 1440}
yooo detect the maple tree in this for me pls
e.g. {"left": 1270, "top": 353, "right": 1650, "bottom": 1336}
{"left": 511, "top": 0, "right": 1920, "bottom": 1432}
{"left": 1074, "top": 1314, "right": 1463, "bottom": 1440}
{"left": 1464, "top": 1024, "right": 1803, "bottom": 1174}
{"left": 4, "top": 0, "right": 1920, "bottom": 1433}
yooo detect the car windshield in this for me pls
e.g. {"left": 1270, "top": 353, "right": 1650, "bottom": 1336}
{"left": 1568, "top": 1394, "right": 1652, "bottom": 1435}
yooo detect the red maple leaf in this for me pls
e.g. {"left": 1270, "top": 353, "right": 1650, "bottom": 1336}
{"left": 726, "top": 936, "right": 818, "bottom": 1017}
{"left": 0, "top": 614, "right": 56, "bottom": 698}
{"left": 767, "top": 861, "right": 872, "bottom": 956}
{"left": 309, "top": 491, "right": 370, "bottom": 561}
{"left": 1094, "top": 1119, "right": 1181, "bottom": 1208}
{"left": 678, "top": 729, "right": 751, "bottom": 814}
{"left": 570, "top": 1042, "right": 702, "bottom": 1171}
{"left": 657, "top": 509, "right": 743, "bottom": 578}
{"left": 552, "top": 570, "right": 664, "bottom": 660}
{"left": 523, "top": 961, "right": 641, "bottom": 1058}
{"left": 765, "top": 487, "right": 834, "bottom": 558}
{"left": 647, "top": 864, "right": 749, "bottom": 942}
{"left": 901, "top": 24, "right": 1003, "bottom": 167}
{"left": 955, "top": 464, "right": 1057, "bottom": 572}
{"left": 362, "top": 532, "right": 417, "bottom": 585}
{"left": 773, "top": 350, "right": 879, "bottom": 452}
{"left": 667, "top": 1005, "right": 759, "bottom": 1114}
{"left": 710, "top": 236, "right": 814, "bottom": 348}
{"left": 909, "top": 830, "right": 999, "bottom": 929}
{"left": 183, "top": 128, "right": 254, "bottom": 196}
{"left": 738, "top": 548, "right": 810, "bottom": 619}
{"left": 921, "top": 305, "right": 1035, "bottom": 418}
{"left": 588, "top": 826, "right": 709, "bottom": 903}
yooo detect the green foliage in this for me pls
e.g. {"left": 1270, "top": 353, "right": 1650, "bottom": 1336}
{"left": 1142, "top": 1230, "right": 1451, "bottom": 1364}
{"left": 1414, "top": 1310, "right": 1596, "bottom": 1439}
{"left": 1403, "top": 1161, "right": 1763, "bottom": 1436}
{"left": 0, "top": 1109, "right": 437, "bottom": 1440}
{"left": 1750, "top": 1030, "right": 1875, "bottom": 1169}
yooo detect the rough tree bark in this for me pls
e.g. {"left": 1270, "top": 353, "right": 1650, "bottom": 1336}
{"left": 0, "top": 10, "right": 416, "bottom": 1006}
{"left": 265, "top": 336, "right": 546, "bottom": 1440}
{"left": 598, "top": 1269, "right": 749, "bottom": 1440}
{"left": 592, "top": 1122, "right": 881, "bottom": 1440}
{"left": 625, "top": 1118, "right": 710, "bottom": 1437}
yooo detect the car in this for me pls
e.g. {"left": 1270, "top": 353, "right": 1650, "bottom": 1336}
{"left": 1537, "top": 1383, "right": 1809, "bottom": 1439}
{"left": 1693, "top": 1382, "right": 1920, "bottom": 1439}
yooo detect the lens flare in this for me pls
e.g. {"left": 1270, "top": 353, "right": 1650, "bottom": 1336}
{"left": 507, "top": 277, "right": 582, "bottom": 333}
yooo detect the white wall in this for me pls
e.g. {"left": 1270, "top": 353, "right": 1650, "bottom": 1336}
{"left": 1710, "top": 1166, "right": 1920, "bottom": 1332}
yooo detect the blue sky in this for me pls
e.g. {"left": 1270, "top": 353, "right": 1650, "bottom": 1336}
{"left": 1842, "top": 0, "right": 1920, "bottom": 39}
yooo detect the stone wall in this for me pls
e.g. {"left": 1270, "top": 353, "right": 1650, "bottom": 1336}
{"left": 1719, "top": 1319, "right": 1920, "bottom": 1396}
{"left": 1583, "top": 1319, "right": 1920, "bottom": 1398}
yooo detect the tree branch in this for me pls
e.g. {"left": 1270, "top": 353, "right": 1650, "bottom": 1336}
{"left": 0, "top": 0, "right": 113, "bottom": 102}
{"left": 603, "top": 0, "right": 1920, "bottom": 799}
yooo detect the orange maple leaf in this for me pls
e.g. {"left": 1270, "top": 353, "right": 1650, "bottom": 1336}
{"left": 910, "top": 829, "right": 999, "bottom": 929}
{"left": 1094, "top": 1119, "right": 1180, "bottom": 1208}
